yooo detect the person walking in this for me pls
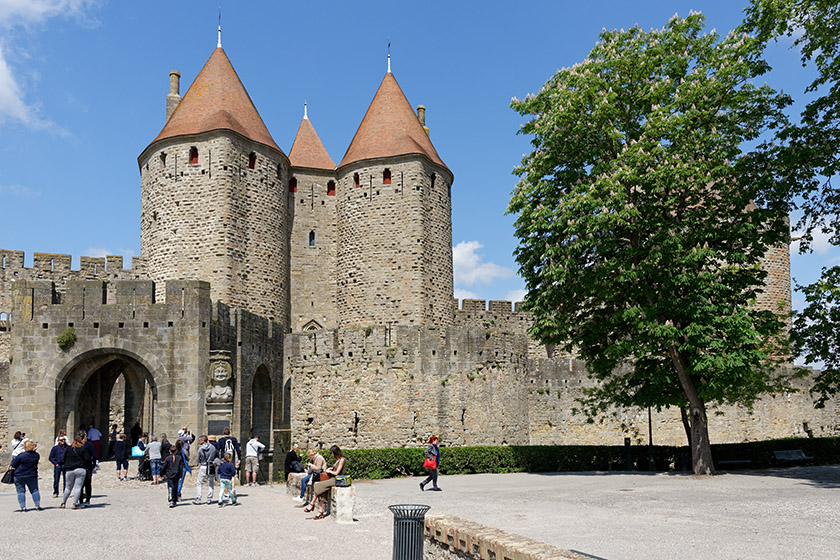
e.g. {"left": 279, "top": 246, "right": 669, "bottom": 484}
{"left": 176, "top": 439, "right": 192, "bottom": 498}
{"left": 217, "top": 453, "right": 238, "bottom": 507}
{"left": 11, "top": 439, "right": 42, "bottom": 512}
{"left": 419, "top": 436, "right": 441, "bottom": 492}
{"left": 217, "top": 427, "right": 241, "bottom": 470}
{"left": 113, "top": 433, "right": 129, "bottom": 481}
{"left": 61, "top": 433, "right": 92, "bottom": 509}
{"left": 48, "top": 436, "right": 68, "bottom": 498}
{"left": 244, "top": 434, "right": 265, "bottom": 486}
{"left": 135, "top": 433, "right": 148, "bottom": 480}
{"left": 80, "top": 431, "right": 96, "bottom": 507}
{"left": 194, "top": 435, "right": 218, "bottom": 505}
{"left": 145, "top": 435, "right": 162, "bottom": 484}
{"left": 107, "top": 424, "right": 118, "bottom": 459}
{"left": 162, "top": 443, "right": 183, "bottom": 508}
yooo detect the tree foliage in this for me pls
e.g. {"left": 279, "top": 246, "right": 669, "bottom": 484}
{"left": 508, "top": 13, "right": 794, "bottom": 474}
{"left": 741, "top": 0, "right": 840, "bottom": 405}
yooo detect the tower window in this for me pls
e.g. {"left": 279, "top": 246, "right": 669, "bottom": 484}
{"left": 289, "top": 177, "right": 297, "bottom": 193}
{"left": 431, "top": 173, "right": 436, "bottom": 189}
{"left": 327, "top": 180, "right": 336, "bottom": 196}
{"left": 189, "top": 147, "right": 198, "bottom": 164}
{"left": 160, "top": 152, "right": 167, "bottom": 167}
{"left": 354, "top": 173, "right": 360, "bottom": 188}
{"left": 277, "top": 163, "right": 282, "bottom": 179}
{"left": 383, "top": 169, "right": 391, "bottom": 184}
{"left": 248, "top": 152, "right": 256, "bottom": 169}
{"left": 309, "top": 231, "right": 316, "bottom": 246}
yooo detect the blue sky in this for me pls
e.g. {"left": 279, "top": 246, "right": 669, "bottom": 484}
{"left": 0, "top": 0, "right": 835, "bottom": 314}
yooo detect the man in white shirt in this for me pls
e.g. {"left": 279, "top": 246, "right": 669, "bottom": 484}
{"left": 244, "top": 435, "right": 265, "bottom": 487}
{"left": 87, "top": 425, "right": 102, "bottom": 460}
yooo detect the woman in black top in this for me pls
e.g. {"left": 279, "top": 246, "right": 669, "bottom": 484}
{"left": 61, "top": 434, "right": 92, "bottom": 509}
{"left": 162, "top": 442, "right": 183, "bottom": 507}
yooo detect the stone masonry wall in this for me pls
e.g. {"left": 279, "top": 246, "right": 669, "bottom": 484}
{"left": 8, "top": 279, "right": 210, "bottom": 450}
{"left": 286, "top": 325, "right": 532, "bottom": 449}
{"left": 287, "top": 324, "right": 839, "bottom": 451}
{"left": 0, "top": 332, "right": 9, "bottom": 447}
{"left": 336, "top": 157, "right": 454, "bottom": 329}
{"left": 0, "top": 249, "right": 148, "bottom": 318}
{"left": 288, "top": 167, "right": 338, "bottom": 332}
{"left": 139, "top": 132, "right": 290, "bottom": 324}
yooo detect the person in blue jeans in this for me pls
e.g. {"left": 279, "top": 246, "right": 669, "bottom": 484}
{"left": 11, "top": 440, "right": 42, "bottom": 512}
{"left": 293, "top": 449, "right": 325, "bottom": 503}
{"left": 48, "top": 436, "right": 68, "bottom": 497}
{"left": 217, "top": 453, "right": 238, "bottom": 507}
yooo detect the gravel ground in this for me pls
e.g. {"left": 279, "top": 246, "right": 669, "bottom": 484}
{"left": 0, "top": 465, "right": 837, "bottom": 559}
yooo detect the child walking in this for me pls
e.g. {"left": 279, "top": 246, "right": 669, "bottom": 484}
{"left": 217, "top": 453, "right": 238, "bottom": 507}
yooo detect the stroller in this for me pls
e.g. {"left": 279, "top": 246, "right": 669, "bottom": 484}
{"left": 137, "top": 458, "right": 152, "bottom": 481}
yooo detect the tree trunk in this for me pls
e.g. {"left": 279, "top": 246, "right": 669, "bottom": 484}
{"left": 668, "top": 343, "right": 716, "bottom": 475}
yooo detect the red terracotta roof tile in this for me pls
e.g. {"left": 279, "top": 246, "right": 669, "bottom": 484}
{"left": 148, "top": 48, "right": 282, "bottom": 154}
{"left": 339, "top": 72, "right": 447, "bottom": 170}
{"left": 289, "top": 117, "right": 336, "bottom": 170}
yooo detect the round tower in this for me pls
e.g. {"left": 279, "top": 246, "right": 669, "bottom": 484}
{"left": 335, "top": 70, "right": 454, "bottom": 328}
{"left": 137, "top": 46, "right": 290, "bottom": 325}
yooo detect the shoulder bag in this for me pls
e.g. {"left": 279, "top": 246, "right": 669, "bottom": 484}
{"left": 1, "top": 466, "right": 14, "bottom": 484}
{"left": 423, "top": 457, "right": 437, "bottom": 469}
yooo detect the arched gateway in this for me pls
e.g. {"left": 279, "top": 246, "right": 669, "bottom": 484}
{"left": 56, "top": 349, "right": 159, "bottom": 441}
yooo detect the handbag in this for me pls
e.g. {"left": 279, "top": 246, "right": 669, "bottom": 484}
{"left": 318, "top": 471, "right": 330, "bottom": 482}
{"left": 1, "top": 467, "right": 14, "bottom": 484}
{"left": 335, "top": 474, "right": 351, "bottom": 487}
{"left": 423, "top": 457, "right": 437, "bottom": 470}
{"left": 131, "top": 445, "right": 144, "bottom": 458}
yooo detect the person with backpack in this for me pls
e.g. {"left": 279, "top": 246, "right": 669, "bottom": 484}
{"left": 216, "top": 453, "right": 238, "bottom": 507}
{"left": 194, "top": 435, "right": 217, "bottom": 505}
{"left": 162, "top": 442, "right": 183, "bottom": 508}
{"left": 217, "top": 427, "right": 241, "bottom": 470}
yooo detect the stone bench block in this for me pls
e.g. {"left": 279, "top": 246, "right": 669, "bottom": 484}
{"left": 331, "top": 485, "right": 355, "bottom": 524}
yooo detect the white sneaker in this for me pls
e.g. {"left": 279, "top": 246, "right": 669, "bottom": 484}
{"left": 292, "top": 496, "right": 304, "bottom": 502}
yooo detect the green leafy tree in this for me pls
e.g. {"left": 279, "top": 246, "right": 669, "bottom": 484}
{"left": 508, "top": 13, "right": 794, "bottom": 475}
{"left": 741, "top": 0, "right": 840, "bottom": 406}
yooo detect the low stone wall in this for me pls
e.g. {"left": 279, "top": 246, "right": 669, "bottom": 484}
{"left": 424, "top": 514, "right": 587, "bottom": 560}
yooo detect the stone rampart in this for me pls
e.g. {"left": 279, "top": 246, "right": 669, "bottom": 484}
{"left": 424, "top": 514, "right": 587, "bottom": 560}
{"left": 0, "top": 249, "right": 148, "bottom": 316}
{"left": 0, "top": 332, "right": 9, "bottom": 446}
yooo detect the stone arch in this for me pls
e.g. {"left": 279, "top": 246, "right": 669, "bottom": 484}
{"left": 55, "top": 347, "right": 164, "bottom": 444}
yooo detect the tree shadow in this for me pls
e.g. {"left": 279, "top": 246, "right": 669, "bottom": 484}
{"left": 722, "top": 465, "right": 840, "bottom": 489}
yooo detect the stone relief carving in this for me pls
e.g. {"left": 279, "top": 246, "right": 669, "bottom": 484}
{"left": 206, "top": 354, "right": 234, "bottom": 404}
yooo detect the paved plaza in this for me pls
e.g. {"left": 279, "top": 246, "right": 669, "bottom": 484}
{"left": 0, "top": 466, "right": 837, "bottom": 559}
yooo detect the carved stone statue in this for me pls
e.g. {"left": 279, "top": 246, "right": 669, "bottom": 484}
{"left": 206, "top": 359, "right": 234, "bottom": 404}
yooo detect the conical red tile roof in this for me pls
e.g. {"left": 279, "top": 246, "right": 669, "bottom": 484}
{"left": 148, "top": 48, "right": 282, "bottom": 154}
{"left": 289, "top": 117, "right": 336, "bottom": 170}
{"left": 339, "top": 72, "right": 447, "bottom": 170}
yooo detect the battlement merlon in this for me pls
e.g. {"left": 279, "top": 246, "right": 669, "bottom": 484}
{"left": 0, "top": 249, "right": 147, "bottom": 280}
{"left": 10, "top": 279, "right": 210, "bottom": 323}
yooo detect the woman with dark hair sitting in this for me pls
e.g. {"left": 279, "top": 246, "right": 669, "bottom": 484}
{"left": 306, "top": 445, "right": 346, "bottom": 520}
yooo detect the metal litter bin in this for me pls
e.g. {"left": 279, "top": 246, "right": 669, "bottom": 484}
{"left": 389, "top": 504, "right": 431, "bottom": 560}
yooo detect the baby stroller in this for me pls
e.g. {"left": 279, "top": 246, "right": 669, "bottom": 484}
{"left": 137, "top": 458, "right": 152, "bottom": 481}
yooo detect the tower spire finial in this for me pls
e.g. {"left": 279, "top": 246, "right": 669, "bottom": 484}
{"left": 387, "top": 39, "right": 391, "bottom": 73}
{"left": 303, "top": 101, "right": 308, "bottom": 120}
{"left": 217, "top": 8, "right": 222, "bottom": 48}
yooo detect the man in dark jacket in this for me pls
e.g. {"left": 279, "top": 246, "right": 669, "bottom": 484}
{"left": 162, "top": 445, "right": 183, "bottom": 507}
{"left": 48, "top": 437, "right": 68, "bottom": 498}
{"left": 217, "top": 427, "right": 241, "bottom": 469}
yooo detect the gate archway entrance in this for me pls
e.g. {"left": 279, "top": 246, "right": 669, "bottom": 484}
{"left": 57, "top": 351, "right": 157, "bottom": 445}
{"left": 251, "top": 365, "right": 272, "bottom": 481}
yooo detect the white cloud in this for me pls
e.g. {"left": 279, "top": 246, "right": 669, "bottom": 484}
{"left": 453, "top": 241, "right": 514, "bottom": 286}
{"left": 84, "top": 247, "right": 109, "bottom": 258}
{"left": 0, "top": 0, "right": 99, "bottom": 131}
{"left": 791, "top": 227, "right": 833, "bottom": 255}
{"left": 505, "top": 288, "right": 527, "bottom": 302}
{"left": 454, "top": 288, "right": 479, "bottom": 301}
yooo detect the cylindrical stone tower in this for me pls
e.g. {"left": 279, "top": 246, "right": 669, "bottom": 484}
{"left": 137, "top": 46, "right": 290, "bottom": 324}
{"left": 336, "top": 71, "right": 454, "bottom": 328}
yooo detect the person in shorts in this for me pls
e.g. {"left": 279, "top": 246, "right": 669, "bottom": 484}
{"left": 244, "top": 434, "right": 265, "bottom": 487}
{"left": 113, "top": 433, "right": 130, "bottom": 481}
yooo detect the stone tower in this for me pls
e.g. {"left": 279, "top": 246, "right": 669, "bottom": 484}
{"left": 335, "top": 70, "right": 454, "bottom": 328}
{"left": 288, "top": 105, "right": 339, "bottom": 332}
{"left": 137, "top": 45, "right": 290, "bottom": 324}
